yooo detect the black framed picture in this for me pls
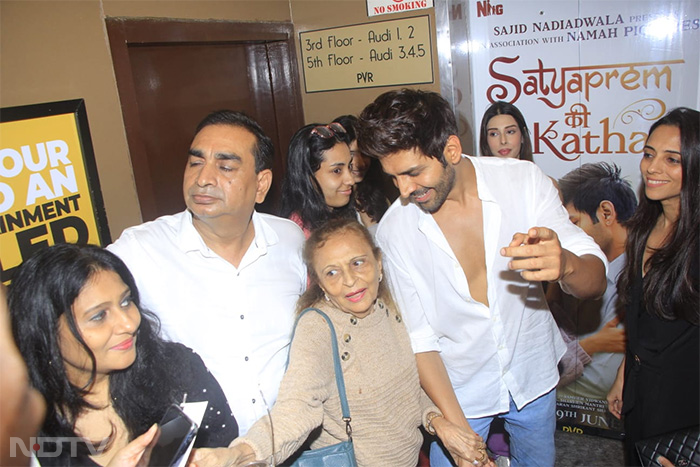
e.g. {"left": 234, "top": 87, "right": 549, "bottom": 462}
{"left": 0, "top": 99, "right": 110, "bottom": 283}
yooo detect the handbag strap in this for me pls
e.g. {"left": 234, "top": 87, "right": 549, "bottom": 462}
{"left": 289, "top": 307, "right": 353, "bottom": 439}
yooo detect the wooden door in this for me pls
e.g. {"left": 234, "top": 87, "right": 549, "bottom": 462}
{"left": 106, "top": 18, "right": 304, "bottom": 221}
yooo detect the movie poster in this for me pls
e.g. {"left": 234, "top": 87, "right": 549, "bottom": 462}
{"left": 0, "top": 100, "right": 110, "bottom": 284}
{"left": 446, "top": 0, "right": 699, "bottom": 437}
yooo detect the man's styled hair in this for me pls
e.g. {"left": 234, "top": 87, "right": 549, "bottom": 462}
{"left": 558, "top": 162, "right": 637, "bottom": 224}
{"left": 194, "top": 110, "right": 274, "bottom": 173}
{"left": 358, "top": 89, "right": 458, "bottom": 165}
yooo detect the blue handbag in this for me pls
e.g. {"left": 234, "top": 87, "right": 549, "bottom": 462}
{"left": 286, "top": 308, "right": 358, "bottom": 467}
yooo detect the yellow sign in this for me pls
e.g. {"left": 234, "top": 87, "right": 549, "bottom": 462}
{"left": 300, "top": 16, "right": 434, "bottom": 92}
{"left": 0, "top": 100, "right": 109, "bottom": 283}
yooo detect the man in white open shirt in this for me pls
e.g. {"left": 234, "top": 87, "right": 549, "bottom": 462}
{"left": 358, "top": 90, "right": 606, "bottom": 467}
{"left": 108, "top": 111, "right": 306, "bottom": 435}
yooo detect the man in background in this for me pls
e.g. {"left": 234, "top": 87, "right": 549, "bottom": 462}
{"left": 553, "top": 162, "right": 636, "bottom": 400}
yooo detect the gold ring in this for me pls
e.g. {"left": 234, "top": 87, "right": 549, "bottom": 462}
{"left": 476, "top": 449, "right": 488, "bottom": 463}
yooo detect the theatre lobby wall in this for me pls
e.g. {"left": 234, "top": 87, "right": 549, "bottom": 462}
{"left": 0, "top": 0, "right": 439, "bottom": 239}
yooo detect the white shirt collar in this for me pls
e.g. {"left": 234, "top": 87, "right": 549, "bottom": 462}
{"left": 176, "top": 210, "right": 279, "bottom": 262}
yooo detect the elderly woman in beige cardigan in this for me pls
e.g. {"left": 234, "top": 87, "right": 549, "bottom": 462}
{"left": 192, "top": 218, "right": 491, "bottom": 467}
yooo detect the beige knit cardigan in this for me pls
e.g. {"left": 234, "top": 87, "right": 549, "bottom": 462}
{"left": 231, "top": 299, "right": 438, "bottom": 466}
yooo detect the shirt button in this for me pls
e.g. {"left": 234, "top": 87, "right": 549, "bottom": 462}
{"left": 395, "top": 315, "right": 402, "bottom": 323}
{"left": 252, "top": 398, "right": 256, "bottom": 404}
{"left": 343, "top": 334, "right": 351, "bottom": 343}
{"left": 240, "top": 315, "right": 245, "bottom": 319}
{"left": 378, "top": 301, "right": 384, "bottom": 309}
{"left": 350, "top": 317, "right": 358, "bottom": 325}
{"left": 244, "top": 356, "right": 249, "bottom": 361}
{"left": 341, "top": 352, "right": 350, "bottom": 361}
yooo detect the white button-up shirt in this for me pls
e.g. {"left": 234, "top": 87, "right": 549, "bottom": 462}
{"left": 108, "top": 210, "right": 306, "bottom": 434}
{"left": 376, "top": 156, "right": 607, "bottom": 418}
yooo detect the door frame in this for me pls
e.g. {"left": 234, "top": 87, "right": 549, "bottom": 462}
{"left": 106, "top": 18, "right": 304, "bottom": 221}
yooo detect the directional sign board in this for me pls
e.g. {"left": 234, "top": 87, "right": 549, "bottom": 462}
{"left": 299, "top": 16, "right": 434, "bottom": 92}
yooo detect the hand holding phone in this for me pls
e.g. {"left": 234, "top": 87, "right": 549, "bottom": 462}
{"left": 104, "top": 424, "right": 158, "bottom": 467}
{"left": 144, "top": 404, "right": 198, "bottom": 467}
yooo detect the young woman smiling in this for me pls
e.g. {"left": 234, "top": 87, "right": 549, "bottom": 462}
{"left": 8, "top": 244, "right": 238, "bottom": 466}
{"left": 607, "top": 107, "right": 699, "bottom": 466}
{"left": 280, "top": 123, "right": 356, "bottom": 238}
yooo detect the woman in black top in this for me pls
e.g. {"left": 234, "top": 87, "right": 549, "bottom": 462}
{"left": 8, "top": 244, "right": 238, "bottom": 466}
{"left": 607, "top": 107, "right": 699, "bottom": 465}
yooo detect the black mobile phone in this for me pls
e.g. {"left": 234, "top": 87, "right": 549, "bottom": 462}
{"left": 145, "top": 404, "right": 198, "bottom": 467}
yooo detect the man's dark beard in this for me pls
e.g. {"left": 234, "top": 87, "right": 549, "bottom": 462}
{"left": 411, "top": 164, "right": 456, "bottom": 214}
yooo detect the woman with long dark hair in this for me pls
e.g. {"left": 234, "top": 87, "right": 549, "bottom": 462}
{"left": 333, "top": 115, "right": 390, "bottom": 231}
{"left": 478, "top": 101, "right": 533, "bottom": 162}
{"left": 607, "top": 107, "right": 699, "bottom": 465}
{"left": 8, "top": 244, "right": 238, "bottom": 466}
{"left": 280, "top": 122, "right": 356, "bottom": 237}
